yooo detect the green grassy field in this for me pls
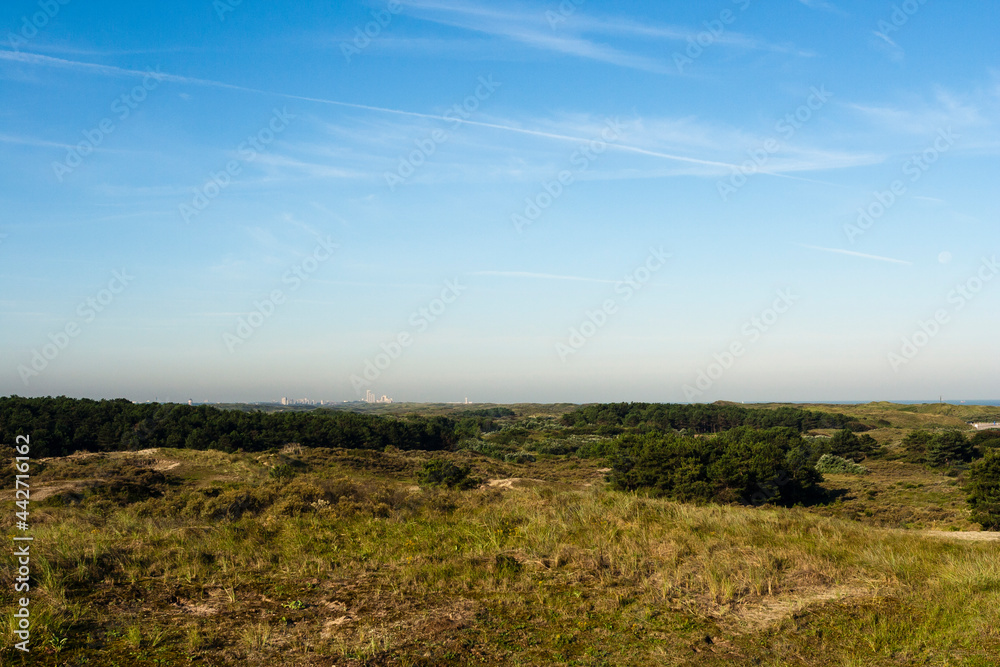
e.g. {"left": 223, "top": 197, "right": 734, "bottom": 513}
{"left": 2, "top": 402, "right": 998, "bottom": 666}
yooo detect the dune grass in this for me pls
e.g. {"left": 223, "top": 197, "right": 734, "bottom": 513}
{"left": 1, "top": 442, "right": 998, "bottom": 665}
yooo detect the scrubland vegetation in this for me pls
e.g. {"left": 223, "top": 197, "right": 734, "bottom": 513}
{"left": 2, "top": 398, "right": 1000, "bottom": 665}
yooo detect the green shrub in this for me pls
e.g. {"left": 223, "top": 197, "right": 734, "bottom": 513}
{"left": 489, "top": 428, "right": 530, "bottom": 447}
{"left": 903, "top": 430, "right": 933, "bottom": 463}
{"left": 459, "top": 439, "right": 513, "bottom": 460}
{"left": 824, "top": 429, "right": 876, "bottom": 461}
{"left": 524, "top": 440, "right": 578, "bottom": 455}
{"left": 268, "top": 464, "right": 295, "bottom": 480}
{"left": 971, "top": 429, "right": 1000, "bottom": 454}
{"left": 576, "top": 439, "right": 619, "bottom": 459}
{"left": 815, "top": 454, "right": 869, "bottom": 475}
{"left": 419, "top": 459, "right": 480, "bottom": 490}
{"left": 609, "top": 427, "right": 821, "bottom": 506}
{"left": 967, "top": 450, "right": 1000, "bottom": 530}
{"left": 928, "top": 431, "right": 975, "bottom": 467}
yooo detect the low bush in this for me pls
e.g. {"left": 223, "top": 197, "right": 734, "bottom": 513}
{"left": 419, "top": 459, "right": 480, "bottom": 490}
{"left": 524, "top": 440, "right": 578, "bottom": 456}
{"left": 823, "top": 429, "right": 878, "bottom": 461}
{"left": 972, "top": 429, "right": 1000, "bottom": 451}
{"left": 576, "top": 439, "right": 619, "bottom": 459}
{"left": 488, "top": 428, "right": 530, "bottom": 447}
{"left": 967, "top": 450, "right": 1000, "bottom": 530}
{"left": 460, "top": 439, "right": 514, "bottom": 460}
{"left": 815, "top": 454, "right": 869, "bottom": 475}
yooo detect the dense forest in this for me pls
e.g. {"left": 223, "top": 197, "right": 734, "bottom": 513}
{"left": 0, "top": 396, "right": 460, "bottom": 457}
{"left": 0, "top": 398, "right": 875, "bottom": 460}
{"left": 562, "top": 402, "right": 866, "bottom": 433}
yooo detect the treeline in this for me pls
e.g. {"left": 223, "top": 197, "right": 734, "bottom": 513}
{"left": 0, "top": 396, "right": 461, "bottom": 458}
{"left": 562, "top": 402, "right": 865, "bottom": 434}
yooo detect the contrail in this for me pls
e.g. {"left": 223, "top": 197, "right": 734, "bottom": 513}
{"left": 797, "top": 243, "right": 912, "bottom": 265}
{"left": 1, "top": 49, "right": 825, "bottom": 180}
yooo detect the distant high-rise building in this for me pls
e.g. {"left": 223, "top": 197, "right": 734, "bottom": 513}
{"left": 363, "top": 390, "right": 392, "bottom": 404}
{"left": 281, "top": 397, "right": 288, "bottom": 406}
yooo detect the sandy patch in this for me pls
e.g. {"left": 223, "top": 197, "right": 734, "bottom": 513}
{"left": 725, "top": 585, "right": 871, "bottom": 631}
{"left": 921, "top": 530, "right": 1000, "bottom": 542}
{"left": 486, "top": 478, "right": 544, "bottom": 490}
{"left": 176, "top": 601, "right": 216, "bottom": 616}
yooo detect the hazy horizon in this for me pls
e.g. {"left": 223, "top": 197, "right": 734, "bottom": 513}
{"left": 2, "top": 0, "right": 998, "bottom": 403}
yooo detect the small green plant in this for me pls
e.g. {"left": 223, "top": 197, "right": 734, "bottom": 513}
{"left": 47, "top": 635, "right": 68, "bottom": 652}
{"left": 282, "top": 600, "right": 306, "bottom": 610}
{"left": 494, "top": 554, "right": 523, "bottom": 576}
{"left": 147, "top": 626, "right": 167, "bottom": 649}
{"left": 240, "top": 620, "right": 271, "bottom": 651}
{"left": 185, "top": 626, "right": 204, "bottom": 652}
{"left": 125, "top": 623, "right": 143, "bottom": 648}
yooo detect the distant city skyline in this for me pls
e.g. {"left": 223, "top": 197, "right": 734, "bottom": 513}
{"left": 1, "top": 0, "right": 998, "bottom": 402}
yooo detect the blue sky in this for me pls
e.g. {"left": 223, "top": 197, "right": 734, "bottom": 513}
{"left": 1, "top": 0, "right": 998, "bottom": 404}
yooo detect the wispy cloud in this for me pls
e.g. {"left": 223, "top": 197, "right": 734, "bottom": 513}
{"left": 0, "top": 50, "right": 799, "bottom": 177}
{"left": 398, "top": 1, "right": 671, "bottom": 73}
{"left": 849, "top": 87, "right": 989, "bottom": 137}
{"left": 0, "top": 132, "right": 75, "bottom": 150}
{"left": 872, "top": 30, "right": 904, "bottom": 62}
{"left": 797, "top": 243, "right": 912, "bottom": 265}
{"left": 0, "top": 48, "right": 885, "bottom": 186}
{"left": 397, "top": 0, "right": 811, "bottom": 72}
{"left": 253, "top": 154, "right": 369, "bottom": 180}
{"left": 470, "top": 270, "right": 615, "bottom": 284}
{"left": 797, "top": 0, "right": 848, "bottom": 16}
